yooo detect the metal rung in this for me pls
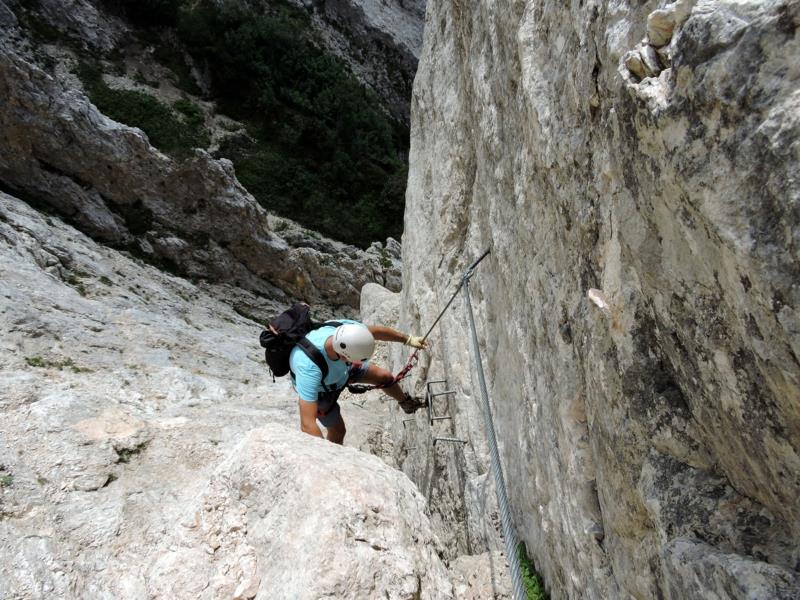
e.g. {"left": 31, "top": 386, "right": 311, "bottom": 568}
{"left": 427, "top": 379, "right": 447, "bottom": 385}
{"left": 402, "top": 417, "right": 416, "bottom": 430}
{"left": 429, "top": 391, "right": 456, "bottom": 425}
{"left": 433, "top": 437, "right": 467, "bottom": 446}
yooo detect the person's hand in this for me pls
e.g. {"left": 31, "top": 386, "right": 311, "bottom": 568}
{"left": 405, "top": 335, "right": 428, "bottom": 350}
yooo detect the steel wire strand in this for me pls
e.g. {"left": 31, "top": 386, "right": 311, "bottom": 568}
{"left": 463, "top": 274, "right": 526, "bottom": 600}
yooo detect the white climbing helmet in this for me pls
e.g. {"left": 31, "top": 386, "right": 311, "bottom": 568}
{"left": 332, "top": 323, "right": 375, "bottom": 362}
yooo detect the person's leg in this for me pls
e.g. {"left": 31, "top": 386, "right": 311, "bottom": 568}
{"left": 318, "top": 400, "right": 345, "bottom": 444}
{"left": 324, "top": 413, "right": 346, "bottom": 445}
{"left": 353, "top": 364, "right": 425, "bottom": 413}
{"left": 355, "top": 364, "right": 405, "bottom": 403}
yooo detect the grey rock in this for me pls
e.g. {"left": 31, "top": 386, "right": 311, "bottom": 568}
{"left": 36, "top": 0, "right": 124, "bottom": 52}
{"left": 648, "top": 1, "right": 695, "bottom": 48}
{"left": 648, "top": 9, "right": 677, "bottom": 47}
{"left": 147, "top": 424, "right": 454, "bottom": 599}
{"left": 399, "top": 0, "right": 800, "bottom": 598}
{"left": 296, "top": 0, "right": 426, "bottom": 122}
{"left": 0, "top": 43, "right": 387, "bottom": 309}
{"left": 365, "top": 239, "right": 403, "bottom": 290}
{"left": 0, "top": 191, "right": 461, "bottom": 598}
{"left": 656, "top": 44, "right": 672, "bottom": 69}
{"left": 385, "top": 236, "right": 402, "bottom": 260}
{"left": 640, "top": 44, "right": 663, "bottom": 77}
{"left": 663, "top": 538, "right": 800, "bottom": 600}
{"left": 448, "top": 552, "right": 511, "bottom": 600}
{"left": 0, "top": 1, "right": 17, "bottom": 28}
{"left": 624, "top": 48, "right": 647, "bottom": 80}
{"left": 0, "top": 190, "right": 299, "bottom": 597}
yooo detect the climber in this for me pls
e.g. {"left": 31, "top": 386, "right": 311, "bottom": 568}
{"left": 291, "top": 320, "right": 428, "bottom": 444}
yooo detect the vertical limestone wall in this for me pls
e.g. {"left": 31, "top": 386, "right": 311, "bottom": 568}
{"left": 400, "top": 1, "right": 800, "bottom": 598}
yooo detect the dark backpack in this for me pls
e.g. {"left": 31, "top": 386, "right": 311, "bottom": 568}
{"left": 259, "top": 303, "right": 340, "bottom": 380}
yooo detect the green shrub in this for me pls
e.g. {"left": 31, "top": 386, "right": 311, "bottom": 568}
{"left": 174, "top": 0, "right": 407, "bottom": 247}
{"left": 76, "top": 62, "right": 208, "bottom": 158}
{"left": 92, "top": 0, "right": 408, "bottom": 247}
{"left": 518, "top": 542, "right": 548, "bottom": 600}
{"left": 173, "top": 98, "right": 204, "bottom": 128}
{"left": 25, "top": 356, "right": 92, "bottom": 373}
{"left": 152, "top": 40, "right": 203, "bottom": 95}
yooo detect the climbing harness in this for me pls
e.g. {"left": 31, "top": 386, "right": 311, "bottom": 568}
{"left": 346, "top": 350, "right": 419, "bottom": 394}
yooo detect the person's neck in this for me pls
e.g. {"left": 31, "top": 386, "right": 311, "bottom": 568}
{"left": 324, "top": 336, "right": 340, "bottom": 360}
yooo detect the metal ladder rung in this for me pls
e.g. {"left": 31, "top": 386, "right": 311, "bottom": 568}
{"left": 427, "top": 380, "right": 456, "bottom": 425}
{"left": 433, "top": 437, "right": 467, "bottom": 446}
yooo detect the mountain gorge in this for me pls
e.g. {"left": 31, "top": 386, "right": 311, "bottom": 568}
{"left": 1, "top": 0, "right": 799, "bottom": 599}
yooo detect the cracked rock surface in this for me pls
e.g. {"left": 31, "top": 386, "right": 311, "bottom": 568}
{"left": 0, "top": 191, "right": 440, "bottom": 599}
{"left": 398, "top": 0, "right": 800, "bottom": 598}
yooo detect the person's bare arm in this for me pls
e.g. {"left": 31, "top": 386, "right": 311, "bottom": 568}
{"left": 368, "top": 325, "right": 428, "bottom": 349}
{"left": 298, "top": 399, "right": 323, "bottom": 438}
{"left": 367, "top": 325, "right": 407, "bottom": 343}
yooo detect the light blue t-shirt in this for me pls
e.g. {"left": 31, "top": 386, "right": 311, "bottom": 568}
{"left": 289, "top": 319, "right": 368, "bottom": 402}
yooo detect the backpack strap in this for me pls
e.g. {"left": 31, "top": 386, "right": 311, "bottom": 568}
{"left": 292, "top": 321, "right": 346, "bottom": 393}
{"left": 295, "top": 338, "right": 337, "bottom": 393}
{"left": 314, "top": 320, "right": 343, "bottom": 329}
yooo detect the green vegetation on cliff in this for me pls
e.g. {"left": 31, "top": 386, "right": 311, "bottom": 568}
{"left": 76, "top": 62, "right": 208, "bottom": 159}
{"left": 518, "top": 542, "right": 549, "bottom": 600}
{"left": 97, "top": 0, "right": 407, "bottom": 248}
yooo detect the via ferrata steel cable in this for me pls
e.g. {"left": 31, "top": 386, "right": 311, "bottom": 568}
{"left": 347, "top": 248, "right": 492, "bottom": 393}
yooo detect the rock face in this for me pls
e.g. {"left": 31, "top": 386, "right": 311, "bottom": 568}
{"left": 0, "top": 22, "right": 400, "bottom": 312}
{"left": 296, "top": 0, "right": 426, "bottom": 123}
{"left": 400, "top": 1, "right": 800, "bottom": 599}
{"left": 148, "top": 424, "right": 452, "bottom": 600}
{"left": 0, "top": 189, "right": 294, "bottom": 598}
{"left": 0, "top": 191, "right": 446, "bottom": 599}
{"left": 359, "top": 281, "right": 514, "bottom": 597}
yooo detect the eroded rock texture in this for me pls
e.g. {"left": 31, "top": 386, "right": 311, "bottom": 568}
{"left": 0, "top": 8, "right": 401, "bottom": 313}
{"left": 149, "top": 424, "right": 453, "bottom": 600}
{"left": 0, "top": 192, "right": 441, "bottom": 599}
{"left": 400, "top": 1, "right": 800, "bottom": 598}
{"left": 294, "top": 0, "right": 426, "bottom": 122}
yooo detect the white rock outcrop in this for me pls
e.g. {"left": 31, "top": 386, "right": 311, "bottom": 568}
{"left": 0, "top": 192, "right": 440, "bottom": 598}
{"left": 148, "top": 424, "right": 452, "bottom": 600}
{"left": 399, "top": 0, "right": 800, "bottom": 598}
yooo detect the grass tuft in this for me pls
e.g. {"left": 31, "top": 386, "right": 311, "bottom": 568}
{"left": 25, "top": 356, "right": 92, "bottom": 373}
{"left": 115, "top": 441, "right": 149, "bottom": 464}
{"left": 518, "top": 542, "right": 548, "bottom": 600}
